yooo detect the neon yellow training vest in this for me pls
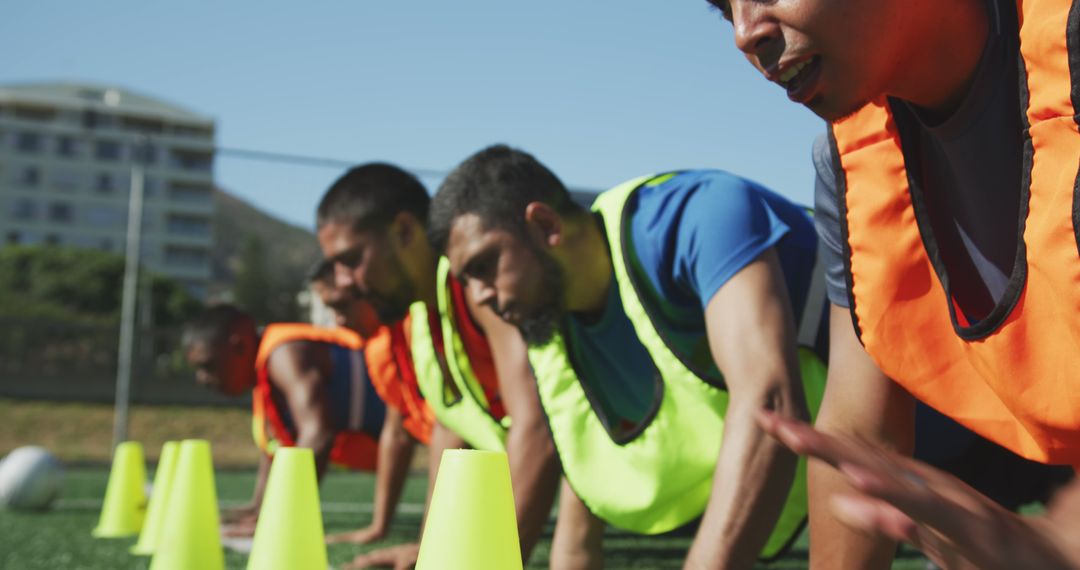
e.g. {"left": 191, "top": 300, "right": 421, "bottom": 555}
{"left": 409, "top": 258, "right": 509, "bottom": 452}
{"left": 527, "top": 173, "right": 826, "bottom": 560}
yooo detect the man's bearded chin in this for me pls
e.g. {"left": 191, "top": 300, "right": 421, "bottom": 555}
{"left": 375, "top": 301, "right": 410, "bottom": 323}
{"left": 517, "top": 247, "right": 565, "bottom": 347}
{"left": 518, "top": 307, "right": 560, "bottom": 346}
{"left": 370, "top": 284, "right": 415, "bottom": 323}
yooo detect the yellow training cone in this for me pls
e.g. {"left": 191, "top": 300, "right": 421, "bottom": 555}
{"left": 91, "top": 440, "right": 147, "bottom": 538}
{"left": 246, "top": 447, "right": 327, "bottom": 569}
{"left": 416, "top": 449, "right": 522, "bottom": 570}
{"left": 149, "top": 439, "right": 224, "bottom": 570}
{"left": 130, "top": 441, "right": 179, "bottom": 555}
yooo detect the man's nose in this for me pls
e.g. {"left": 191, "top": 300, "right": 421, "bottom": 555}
{"left": 469, "top": 279, "right": 497, "bottom": 308}
{"left": 334, "top": 262, "right": 356, "bottom": 290}
{"left": 731, "top": 2, "right": 782, "bottom": 65}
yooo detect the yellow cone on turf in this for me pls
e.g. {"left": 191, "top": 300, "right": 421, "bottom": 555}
{"left": 416, "top": 449, "right": 522, "bottom": 570}
{"left": 246, "top": 447, "right": 327, "bottom": 569}
{"left": 92, "top": 440, "right": 147, "bottom": 538}
{"left": 149, "top": 439, "right": 224, "bottom": 570}
{"left": 130, "top": 441, "right": 179, "bottom": 555}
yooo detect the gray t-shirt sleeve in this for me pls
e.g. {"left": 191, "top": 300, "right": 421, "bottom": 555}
{"left": 811, "top": 133, "right": 851, "bottom": 308}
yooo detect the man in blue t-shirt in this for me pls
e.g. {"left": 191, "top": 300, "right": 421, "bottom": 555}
{"left": 429, "top": 144, "right": 822, "bottom": 569}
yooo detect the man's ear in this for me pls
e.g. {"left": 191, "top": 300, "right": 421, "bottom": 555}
{"left": 524, "top": 202, "right": 563, "bottom": 248}
{"left": 391, "top": 210, "right": 420, "bottom": 250}
{"left": 227, "top": 331, "right": 246, "bottom": 355}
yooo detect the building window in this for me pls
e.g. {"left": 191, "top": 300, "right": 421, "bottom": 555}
{"left": 57, "top": 136, "right": 78, "bottom": 158}
{"left": 11, "top": 198, "right": 37, "bottom": 220}
{"left": 164, "top": 245, "right": 209, "bottom": 267}
{"left": 48, "top": 202, "right": 73, "bottom": 223}
{"left": 84, "top": 205, "right": 126, "bottom": 227}
{"left": 143, "top": 177, "right": 157, "bottom": 198}
{"left": 168, "top": 182, "right": 213, "bottom": 203}
{"left": 170, "top": 149, "right": 213, "bottom": 172}
{"left": 14, "top": 106, "right": 57, "bottom": 122}
{"left": 16, "top": 132, "right": 41, "bottom": 153}
{"left": 166, "top": 213, "right": 210, "bottom": 237}
{"left": 171, "top": 125, "right": 213, "bottom": 138}
{"left": 120, "top": 116, "right": 164, "bottom": 134}
{"left": 95, "top": 140, "right": 122, "bottom": 161}
{"left": 96, "top": 173, "right": 114, "bottom": 193}
{"left": 19, "top": 166, "right": 40, "bottom": 188}
{"left": 52, "top": 168, "right": 80, "bottom": 192}
{"left": 131, "top": 143, "right": 157, "bottom": 164}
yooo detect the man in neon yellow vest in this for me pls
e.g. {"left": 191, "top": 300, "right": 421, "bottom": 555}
{"left": 430, "top": 144, "right": 828, "bottom": 568}
{"left": 314, "top": 162, "right": 561, "bottom": 569}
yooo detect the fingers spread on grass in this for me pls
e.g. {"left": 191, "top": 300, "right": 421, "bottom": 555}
{"left": 343, "top": 543, "right": 419, "bottom": 570}
{"left": 343, "top": 550, "right": 394, "bottom": 569}
{"left": 326, "top": 527, "right": 385, "bottom": 545}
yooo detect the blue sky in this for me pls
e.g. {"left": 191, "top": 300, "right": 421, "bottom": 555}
{"left": 2, "top": 1, "right": 826, "bottom": 230}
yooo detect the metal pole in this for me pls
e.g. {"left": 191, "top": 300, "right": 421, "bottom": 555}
{"left": 111, "top": 139, "right": 147, "bottom": 449}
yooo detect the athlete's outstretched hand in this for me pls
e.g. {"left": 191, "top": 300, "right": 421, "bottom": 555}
{"left": 342, "top": 542, "right": 419, "bottom": 570}
{"left": 326, "top": 524, "right": 387, "bottom": 546}
{"left": 757, "top": 410, "right": 1080, "bottom": 570}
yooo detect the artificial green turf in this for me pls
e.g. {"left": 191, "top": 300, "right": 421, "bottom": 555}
{"left": 0, "top": 468, "right": 931, "bottom": 569}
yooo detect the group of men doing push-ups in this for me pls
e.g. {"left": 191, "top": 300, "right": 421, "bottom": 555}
{"left": 185, "top": 0, "right": 1080, "bottom": 568}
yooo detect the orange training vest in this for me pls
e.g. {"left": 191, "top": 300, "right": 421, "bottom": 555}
{"left": 376, "top": 319, "right": 435, "bottom": 444}
{"left": 831, "top": 0, "right": 1080, "bottom": 465}
{"left": 252, "top": 323, "right": 379, "bottom": 470}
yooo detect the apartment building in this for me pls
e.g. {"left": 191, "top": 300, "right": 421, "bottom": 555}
{"left": 0, "top": 82, "right": 216, "bottom": 298}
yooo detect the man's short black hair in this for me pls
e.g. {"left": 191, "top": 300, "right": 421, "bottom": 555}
{"left": 305, "top": 258, "right": 334, "bottom": 285}
{"left": 429, "top": 144, "right": 583, "bottom": 253}
{"left": 316, "top": 163, "right": 430, "bottom": 234}
{"left": 182, "top": 304, "right": 253, "bottom": 350}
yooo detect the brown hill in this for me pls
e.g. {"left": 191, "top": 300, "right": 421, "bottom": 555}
{"left": 210, "top": 187, "right": 321, "bottom": 302}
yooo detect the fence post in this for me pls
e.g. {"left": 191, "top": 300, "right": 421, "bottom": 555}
{"left": 111, "top": 138, "right": 148, "bottom": 449}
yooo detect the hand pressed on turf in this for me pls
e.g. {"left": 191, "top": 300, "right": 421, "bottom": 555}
{"left": 758, "top": 410, "right": 1080, "bottom": 570}
{"left": 343, "top": 542, "right": 420, "bottom": 570}
{"left": 326, "top": 524, "right": 387, "bottom": 545}
{"left": 221, "top": 503, "right": 260, "bottom": 524}
{"left": 221, "top": 515, "right": 259, "bottom": 538}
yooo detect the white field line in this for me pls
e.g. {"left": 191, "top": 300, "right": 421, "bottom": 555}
{"left": 55, "top": 498, "right": 425, "bottom": 515}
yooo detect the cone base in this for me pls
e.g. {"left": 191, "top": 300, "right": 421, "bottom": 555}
{"left": 91, "top": 527, "right": 139, "bottom": 538}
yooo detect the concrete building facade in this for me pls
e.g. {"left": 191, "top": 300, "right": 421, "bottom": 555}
{"left": 0, "top": 82, "right": 216, "bottom": 298}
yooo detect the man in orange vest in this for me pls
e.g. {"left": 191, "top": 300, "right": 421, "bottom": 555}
{"left": 307, "top": 258, "right": 382, "bottom": 336}
{"left": 710, "top": 0, "right": 1080, "bottom": 567}
{"left": 182, "top": 302, "right": 425, "bottom": 541}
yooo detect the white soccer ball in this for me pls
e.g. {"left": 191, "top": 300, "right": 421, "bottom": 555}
{"left": 0, "top": 446, "right": 64, "bottom": 511}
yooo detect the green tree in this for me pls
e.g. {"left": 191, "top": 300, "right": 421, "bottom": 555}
{"left": 232, "top": 236, "right": 301, "bottom": 323}
{"left": 0, "top": 244, "right": 201, "bottom": 325}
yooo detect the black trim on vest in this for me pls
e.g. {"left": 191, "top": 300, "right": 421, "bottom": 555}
{"left": 555, "top": 209, "right": 666, "bottom": 446}
{"left": 885, "top": 0, "right": 1028, "bottom": 341}
{"left": 616, "top": 177, "right": 729, "bottom": 391}
{"left": 1069, "top": 0, "right": 1080, "bottom": 256}
{"left": 889, "top": 93, "right": 1029, "bottom": 341}
{"left": 560, "top": 317, "right": 665, "bottom": 446}
{"left": 828, "top": 129, "right": 863, "bottom": 344}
